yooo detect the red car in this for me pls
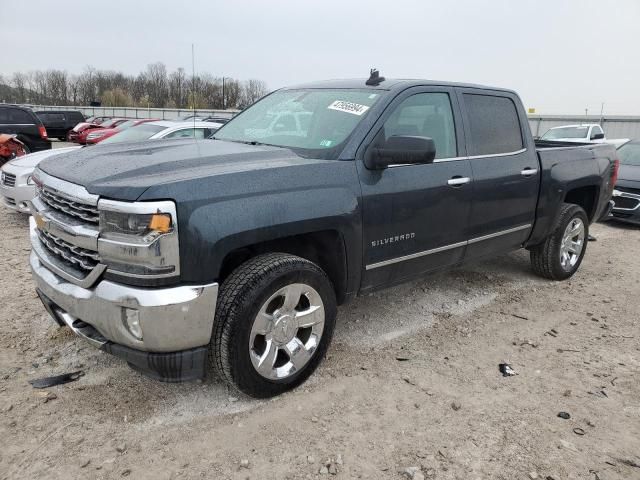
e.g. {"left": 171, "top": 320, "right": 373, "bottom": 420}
{"left": 67, "top": 117, "right": 112, "bottom": 142}
{"left": 85, "top": 118, "right": 160, "bottom": 144}
{"left": 76, "top": 118, "right": 129, "bottom": 144}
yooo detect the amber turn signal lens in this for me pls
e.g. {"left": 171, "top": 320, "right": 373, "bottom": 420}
{"left": 148, "top": 213, "right": 172, "bottom": 233}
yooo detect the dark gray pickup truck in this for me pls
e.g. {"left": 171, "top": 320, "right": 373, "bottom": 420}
{"left": 29, "top": 75, "right": 618, "bottom": 397}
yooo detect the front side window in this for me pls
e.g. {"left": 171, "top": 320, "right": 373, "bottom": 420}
{"left": 464, "top": 94, "right": 523, "bottom": 155}
{"left": 591, "top": 125, "right": 604, "bottom": 139}
{"left": 381, "top": 92, "right": 457, "bottom": 159}
{"left": 214, "top": 88, "right": 384, "bottom": 159}
{"left": 164, "top": 128, "right": 206, "bottom": 139}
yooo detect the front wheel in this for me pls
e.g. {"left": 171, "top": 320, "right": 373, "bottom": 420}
{"left": 530, "top": 203, "right": 589, "bottom": 280}
{"left": 210, "top": 253, "right": 337, "bottom": 398}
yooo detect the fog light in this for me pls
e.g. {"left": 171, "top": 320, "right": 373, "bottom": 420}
{"left": 122, "top": 307, "right": 143, "bottom": 340}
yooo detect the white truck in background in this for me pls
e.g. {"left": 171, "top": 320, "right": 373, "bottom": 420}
{"left": 540, "top": 124, "right": 629, "bottom": 147}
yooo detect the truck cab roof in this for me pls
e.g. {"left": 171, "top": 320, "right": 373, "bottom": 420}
{"left": 284, "top": 78, "right": 517, "bottom": 95}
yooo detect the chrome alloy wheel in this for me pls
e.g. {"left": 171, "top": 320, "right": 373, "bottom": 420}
{"left": 249, "top": 283, "right": 325, "bottom": 380}
{"left": 559, "top": 217, "right": 585, "bottom": 271}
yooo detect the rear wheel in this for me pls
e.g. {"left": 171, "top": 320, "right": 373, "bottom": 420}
{"left": 210, "top": 253, "right": 337, "bottom": 398}
{"left": 530, "top": 203, "right": 589, "bottom": 280}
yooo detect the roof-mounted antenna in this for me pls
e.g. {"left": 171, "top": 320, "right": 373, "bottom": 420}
{"left": 366, "top": 68, "right": 385, "bottom": 86}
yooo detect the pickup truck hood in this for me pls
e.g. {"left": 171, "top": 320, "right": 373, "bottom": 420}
{"left": 37, "top": 139, "right": 330, "bottom": 201}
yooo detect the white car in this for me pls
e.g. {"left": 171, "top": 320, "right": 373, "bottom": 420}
{"left": 0, "top": 121, "right": 224, "bottom": 214}
{"left": 98, "top": 120, "right": 222, "bottom": 145}
{"left": 1, "top": 146, "right": 81, "bottom": 213}
{"left": 540, "top": 124, "right": 629, "bottom": 147}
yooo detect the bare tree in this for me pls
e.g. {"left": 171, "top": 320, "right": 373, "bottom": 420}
{"left": 47, "top": 70, "right": 68, "bottom": 105}
{"left": 169, "top": 68, "right": 187, "bottom": 108}
{"left": 2, "top": 64, "right": 268, "bottom": 110}
{"left": 241, "top": 79, "right": 268, "bottom": 107}
{"left": 11, "top": 72, "right": 28, "bottom": 104}
{"left": 145, "top": 62, "right": 168, "bottom": 107}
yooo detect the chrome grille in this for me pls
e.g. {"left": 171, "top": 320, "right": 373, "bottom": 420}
{"left": 37, "top": 228, "right": 99, "bottom": 271}
{"left": 37, "top": 184, "right": 99, "bottom": 223}
{"left": 1, "top": 172, "right": 16, "bottom": 187}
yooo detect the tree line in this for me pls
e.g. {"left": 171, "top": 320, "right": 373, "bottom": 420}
{"left": 0, "top": 62, "right": 269, "bottom": 110}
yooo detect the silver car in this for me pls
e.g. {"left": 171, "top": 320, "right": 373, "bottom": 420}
{"left": 1, "top": 146, "right": 81, "bottom": 213}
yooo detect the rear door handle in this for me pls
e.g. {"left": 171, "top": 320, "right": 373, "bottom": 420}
{"left": 521, "top": 168, "right": 538, "bottom": 177}
{"left": 447, "top": 176, "right": 471, "bottom": 187}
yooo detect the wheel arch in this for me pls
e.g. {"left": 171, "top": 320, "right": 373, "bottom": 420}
{"left": 564, "top": 185, "right": 599, "bottom": 222}
{"left": 218, "top": 229, "right": 351, "bottom": 305}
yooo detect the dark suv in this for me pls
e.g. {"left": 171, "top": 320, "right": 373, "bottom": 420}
{"left": 35, "top": 110, "right": 86, "bottom": 141}
{"left": 0, "top": 105, "right": 51, "bottom": 153}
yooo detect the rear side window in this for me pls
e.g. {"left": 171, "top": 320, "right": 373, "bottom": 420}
{"left": 38, "top": 113, "right": 65, "bottom": 122}
{"left": 0, "top": 108, "right": 35, "bottom": 124}
{"left": 463, "top": 94, "right": 523, "bottom": 156}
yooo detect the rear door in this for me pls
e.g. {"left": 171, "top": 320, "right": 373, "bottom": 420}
{"left": 357, "top": 87, "right": 473, "bottom": 290}
{"left": 457, "top": 89, "right": 538, "bottom": 259}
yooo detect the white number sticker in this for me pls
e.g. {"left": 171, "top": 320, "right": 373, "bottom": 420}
{"left": 327, "top": 100, "right": 370, "bottom": 116}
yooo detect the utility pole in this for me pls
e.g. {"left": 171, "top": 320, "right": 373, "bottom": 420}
{"left": 222, "top": 77, "right": 226, "bottom": 110}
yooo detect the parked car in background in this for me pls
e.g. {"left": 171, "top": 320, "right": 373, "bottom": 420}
{"left": 28, "top": 77, "right": 617, "bottom": 397}
{"left": 85, "top": 118, "right": 159, "bottom": 144}
{"left": 76, "top": 118, "right": 129, "bottom": 144}
{"left": 179, "top": 115, "right": 231, "bottom": 124}
{"left": 1, "top": 146, "right": 81, "bottom": 213}
{"left": 610, "top": 140, "right": 640, "bottom": 224}
{"left": 0, "top": 105, "right": 51, "bottom": 153}
{"left": 88, "top": 116, "right": 112, "bottom": 125}
{"left": 98, "top": 120, "right": 222, "bottom": 144}
{"left": 540, "top": 124, "right": 629, "bottom": 147}
{"left": 35, "top": 110, "right": 85, "bottom": 141}
{"left": 67, "top": 120, "right": 101, "bottom": 142}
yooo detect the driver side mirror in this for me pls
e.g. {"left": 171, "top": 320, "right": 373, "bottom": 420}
{"left": 591, "top": 132, "right": 605, "bottom": 140}
{"left": 365, "top": 135, "right": 436, "bottom": 169}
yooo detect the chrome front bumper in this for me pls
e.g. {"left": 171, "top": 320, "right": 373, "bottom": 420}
{"left": 30, "top": 250, "right": 218, "bottom": 353}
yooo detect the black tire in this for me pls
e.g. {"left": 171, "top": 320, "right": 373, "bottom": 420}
{"left": 210, "top": 253, "right": 337, "bottom": 398}
{"left": 530, "top": 203, "right": 589, "bottom": 280}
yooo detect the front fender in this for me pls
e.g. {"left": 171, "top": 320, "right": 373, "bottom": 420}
{"left": 141, "top": 160, "right": 363, "bottom": 288}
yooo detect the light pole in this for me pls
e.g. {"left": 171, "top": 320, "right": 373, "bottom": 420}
{"left": 222, "top": 77, "right": 226, "bottom": 110}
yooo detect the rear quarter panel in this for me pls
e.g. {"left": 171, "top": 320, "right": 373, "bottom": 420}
{"left": 527, "top": 144, "right": 615, "bottom": 246}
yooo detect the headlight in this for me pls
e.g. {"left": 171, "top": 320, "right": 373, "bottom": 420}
{"left": 27, "top": 175, "right": 35, "bottom": 185}
{"left": 97, "top": 199, "right": 180, "bottom": 279}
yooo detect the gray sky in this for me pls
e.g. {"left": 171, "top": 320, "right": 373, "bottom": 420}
{"left": 2, "top": 0, "right": 639, "bottom": 114}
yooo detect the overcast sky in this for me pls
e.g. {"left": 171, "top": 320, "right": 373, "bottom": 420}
{"left": 2, "top": 0, "right": 638, "bottom": 114}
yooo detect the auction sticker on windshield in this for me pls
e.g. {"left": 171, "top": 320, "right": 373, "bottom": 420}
{"left": 328, "top": 100, "right": 370, "bottom": 116}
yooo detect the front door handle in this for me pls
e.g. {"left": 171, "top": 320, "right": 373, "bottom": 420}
{"left": 448, "top": 176, "right": 471, "bottom": 187}
{"left": 521, "top": 168, "right": 538, "bottom": 177}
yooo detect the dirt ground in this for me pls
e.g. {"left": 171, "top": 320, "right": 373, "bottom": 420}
{"left": 0, "top": 207, "right": 639, "bottom": 480}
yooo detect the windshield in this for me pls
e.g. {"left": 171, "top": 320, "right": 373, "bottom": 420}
{"left": 541, "top": 126, "right": 589, "bottom": 140}
{"left": 214, "top": 88, "right": 383, "bottom": 159}
{"left": 115, "top": 120, "right": 137, "bottom": 130}
{"left": 617, "top": 142, "right": 640, "bottom": 166}
{"left": 99, "top": 123, "right": 165, "bottom": 144}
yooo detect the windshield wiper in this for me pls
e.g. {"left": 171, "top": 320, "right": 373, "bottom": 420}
{"left": 213, "top": 138, "right": 277, "bottom": 147}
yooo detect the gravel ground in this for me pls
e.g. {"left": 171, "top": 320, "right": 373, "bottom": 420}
{"left": 0, "top": 206, "right": 639, "bottom": 480}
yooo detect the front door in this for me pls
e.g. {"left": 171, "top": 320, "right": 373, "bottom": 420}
{"left": 357, "top": 87, "right": 473, "bottom": 290}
